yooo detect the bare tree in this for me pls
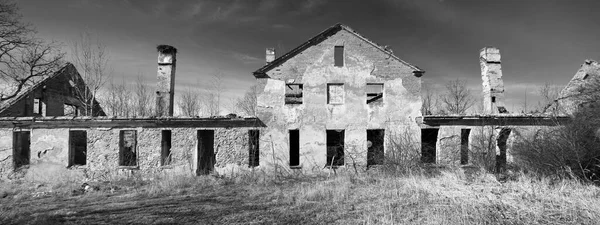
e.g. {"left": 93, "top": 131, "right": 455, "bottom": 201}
{"left": 421, "top": 83, "right": 438, "bottom": 115}
{"left": 440, "top": 79, "right": 475, "bottom": 115}
{"left": 536, "top": 82, "right": 561, "bottom": 113}
{"left": 0, "top": 1, "right": 64, "bottom": 101}
{"left": 103, "top": 76, "right": 132, "bottom": 117}
{"left": 133, "top": 73, "right": 153, "bottom": 117}
{"left": 206, "top": 70, "right": 223, "bottom": 116}
{"left": 70, "top": 31, "right": 109, "bottom": 116}
{"left": 178, "top": 87, "right": 201, "bottom": 117}
{"left": 235, "top": 84, "right": 259, "bottom": 116}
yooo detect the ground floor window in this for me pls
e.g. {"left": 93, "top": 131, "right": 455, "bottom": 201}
{"left": 326, "top": 130, "right": 345, "bottom": 167}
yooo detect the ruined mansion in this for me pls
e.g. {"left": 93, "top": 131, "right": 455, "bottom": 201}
{"left": 0, "top": 23, "right": 585, "bottom": 181}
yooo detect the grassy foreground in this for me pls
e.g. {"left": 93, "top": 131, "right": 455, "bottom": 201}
{"left": 1, "top": 168, "right": 600, "bottom": 224}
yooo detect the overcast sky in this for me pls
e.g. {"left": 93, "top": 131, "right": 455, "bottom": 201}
{"left": 18, "top": 0, "right": 600, "bottom": 113}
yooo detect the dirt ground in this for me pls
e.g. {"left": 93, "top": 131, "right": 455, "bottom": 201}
{"left": 0, "top": 183, "right": 349, "bottom": 225}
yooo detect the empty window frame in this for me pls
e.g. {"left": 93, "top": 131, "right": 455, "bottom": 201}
{"left": 161, "top": 130, "right": 172, "bottom": 166}
{"left": 334, "top": 46, "right": 344, "bottom": 67}
{"left": 13, "top": 131, "right": 30, "bottom": 169}
{"left": 460, "top": 129, "right": 471, "bottom": 165}
{"left": 69, "top": 130, "right": 87, "bottom": 166}
{"left": 421, "top": 128, "right": 439, "bottom": 163}
{"left": 327, "top": 84, "right": 344, "bottom": 104}
{"left": 491, "top": 96, "right": 496, "bottom": 103}
{"left": 119, "top": 130, "right": 138, "bottom": 167}
{"left": 285, "top": 84, "right": 303, "bottom": 104}
{"left": 33, "top": 98, "right": 41, "bottom": 114}
{"left": 367, "top": 129, "right": 385, "bottom": 166}
{"left": 289, "top": 130, "right": 300, "bottom": 167}
{"left": 326, "top": 130, "right": 345, "bottom": 167}
{"left": 64, "top": 104, "right": 78, "bottom": 116}
{"left": 366, "top": 83, "right": 384, "bottom": 104}
{"left": 249, "top": 130, "right": 259, "bottom": 167}
{"left": 197, "top": 130, "right": 215, "bottom": 175}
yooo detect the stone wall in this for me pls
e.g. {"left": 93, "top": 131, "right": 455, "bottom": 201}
{"left": 0, "top": 126, "right": 257, "bottom": 181}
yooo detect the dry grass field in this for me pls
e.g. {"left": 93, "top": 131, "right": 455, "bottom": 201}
{"left": 1, "top": 168, "right": 600, "bottom": 225}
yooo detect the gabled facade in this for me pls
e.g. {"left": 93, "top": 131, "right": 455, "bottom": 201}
{"left": 548, "top": 59, "right": 600, "bottom": 115}
{"left": 254, "top": 24, "right": 424, "bottom": 171}
{"left": 0, "top": 63, "right": 106, "bottom": 117}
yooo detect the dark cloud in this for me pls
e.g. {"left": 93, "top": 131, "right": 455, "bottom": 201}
{"left": 17, "top": 0, "right": 600, "bottom": 112}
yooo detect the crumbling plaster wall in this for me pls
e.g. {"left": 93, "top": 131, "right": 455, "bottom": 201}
{"left": 257, "top": 29, "right": 421, "bottom": 172}
{"left": 0, "top": 127, "right": 253, "bottom": 181}
{"left": 436, "top": 125, "right": 548, "bottom": 168}
{"left": 0, "top": 129, "right": 12, "bottom": 179}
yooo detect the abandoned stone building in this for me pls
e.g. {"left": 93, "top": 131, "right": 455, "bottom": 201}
{"left": 0, "top": 24, "right": 580, "bottom": 181}
{"left": 0, "top": 63, "right": 105, "bottom": 117}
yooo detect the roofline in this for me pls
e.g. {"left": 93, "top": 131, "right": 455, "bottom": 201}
{"left": 253, "top": 23, "right": 424, "bottom": 78}
{"left": 0, "top": 116, "right": 265, "bottom": 129}
{"left": 0, "top": 63, "right": 73, "bottom": 112}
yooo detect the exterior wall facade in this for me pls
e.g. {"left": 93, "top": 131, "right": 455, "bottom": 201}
{"left": 0, "top": 122, "right": 260, "bottom": 181}
{"left": 256, "top": 29, "right": 422, "bottom": 172}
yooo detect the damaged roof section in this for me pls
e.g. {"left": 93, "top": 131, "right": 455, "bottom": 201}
{"left": 420, "top": 115, "right": 570, "bottom": 127}
{"left": 0, "top": 116, "right": 265, "bottom": 129}
{"left": 253, "top": 23, "right": 424, "bottom": 78}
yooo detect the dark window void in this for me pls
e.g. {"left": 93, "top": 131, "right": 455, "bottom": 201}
{"left": 69, "top": 130, "right": 87, "bottom": 166}
{"left": 161, "top": 130, "right": 172, "bottom": 166}
{"left": 491, "top": 96, "right": 496, "bottom": 103}
{"left": 289, "top": 130, "right": 300, "bottom": 167}
{"left": 421, "top": 128, "right": 439, "bottom": 163}
{"left": 13, "top": 131, "right": 30, "bottom": 169}
{"left": 249, "top": 130, "right": 259, "bottom": 167}
{"left": 496, "top": 128, "right": 511, "bottom": 173}
{"left": 367, "top": 129, "right": 385, "bottom": 166}
{"left": 334, "top": 46, "right": 344, "bottom": 67}
{"left": 285, "top": 84, "right": 303, "bottom": 104}
{"left": 460, "top": 129, "right": 471, "bottom": 165}
{"left": 197, "top": 130, "right": 215, "bottom": 175}
{"left": 119, "top": 130, "right": 137, "bottom": 166}
{"left": 366, "top": 84, "right": 384, "bottom": 104}
{"left": 326, "top": 130, "right": 345, "bottom": 167}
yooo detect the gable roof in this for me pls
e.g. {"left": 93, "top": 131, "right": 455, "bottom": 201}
{"left": 0, "top": 63, "right": 104, "bottom": 114}
{"left": 253, "top": 23, "right": 424, "bottom": 78}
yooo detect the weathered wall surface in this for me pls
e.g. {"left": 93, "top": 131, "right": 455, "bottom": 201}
{"left": 0, "top": 129, "right": 12, "bottom": 178}
{"left": 0, "top": 127, "right": 256, "bottom": 181}
{"left": 435, "top": 125, "right": 552, "bottom": 170}
{"left": 257, "top": 29, "right": 422, "bottom": 172}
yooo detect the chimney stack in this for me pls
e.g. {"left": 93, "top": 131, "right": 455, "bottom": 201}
{"left": 156, "top": 45, "right": 177, "bottom": 117}
{"left": 266, "top": 48, "right": 275, "bottom": 64}
{"left": 480, "top": 47, "right": 506, "bottom": 114}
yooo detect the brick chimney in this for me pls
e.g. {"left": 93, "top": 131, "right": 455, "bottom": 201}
{"left": 266, "top": 48, "right": 275, "bottom": 65}
{"left": 156, "top": 45, "right": 177, "bottom": 117}
{"left": 480, "top": 47, "right": 506, "bottom": 114}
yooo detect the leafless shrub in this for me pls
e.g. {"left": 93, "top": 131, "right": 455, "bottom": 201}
{"left": 512, "top": 108, "right": 600, "bottom": 183}
{"left": 382, "top": 130, "right": 422, "bottom": 175}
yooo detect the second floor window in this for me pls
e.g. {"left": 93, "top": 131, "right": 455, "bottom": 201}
{"left": 366, "top": 83, "right": 384, "bottom": 104}
{"left": 328, "top": 83, "right": 344, "bottom": 104}
{"left": 285, "top": 84, "right": 303, "bottom": 104}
